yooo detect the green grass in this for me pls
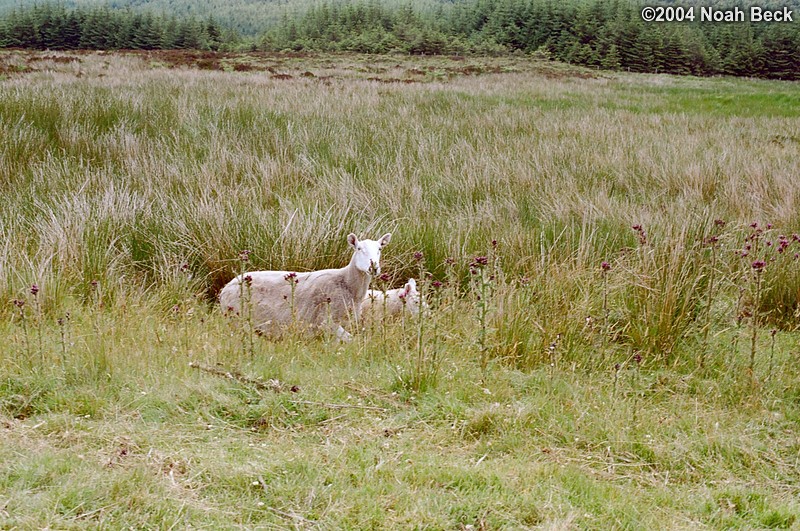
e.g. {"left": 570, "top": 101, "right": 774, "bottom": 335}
{"left": 1, "top": 50, "right": 800, "bottom": 528}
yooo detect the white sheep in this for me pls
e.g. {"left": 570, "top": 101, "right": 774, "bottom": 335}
{"left": 219, "top": 232, "right": 391, "bottom": 341}
{"left": 362, "top": 278, "right": 422, "bottom": 319}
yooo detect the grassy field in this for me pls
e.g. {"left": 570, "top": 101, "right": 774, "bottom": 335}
{"left": 2, "top": 49, "right": 800, "bottom": 529}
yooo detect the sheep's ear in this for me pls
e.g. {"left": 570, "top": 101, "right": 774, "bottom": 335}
{"left": 406, "top": 278, "right": 416, "bottom": 290}
{"left": 379, "top": 233, "right": 392, "bottom": 247}
{"left": 347, "top": 233, "right": 358, "bottom": 248}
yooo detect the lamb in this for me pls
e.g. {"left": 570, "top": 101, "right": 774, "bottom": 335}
{"left": 362, "top": 278, "right": 422, "bottom": 319}
{"left": 219, "top": 232, "right": 391, "bottom": 341}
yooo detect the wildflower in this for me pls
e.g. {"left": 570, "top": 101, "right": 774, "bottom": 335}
{"left": 378, "top": 272, "right": 391, "bottom": 283}
{"left": 714, "top": 219, "right": 726, "bottom": 227}
{"left": 431, "top": 280, "right": 443, "bottom": 289}
{"left": 601, "top": 261, "right": 611, "bottom": 271}
{"left": 471, "top": 256, "right": 489, "bottom": 268}
{"left": 30, "top": 284, "right": 39, "bottom": 296}
{"left": 491, "top": 239, "right": 498, "bottom": 249}
{"left": 752, "top": 260, "right": 766, "bottom": 272}
{"left": 444, "top": 257, "right": 456, "bottom": 266}
{"left": 750, "top": 222, "right": 759, "bottom": 229}
{"left": 633, "top": 353, "right": 642, "bottom": 364}
{"left": 284, "top": 272, "right": 298, "bottom": 284}
{"left": 12, "top": 299, "right": 25, "bottom": 308}
{"left": 413, "top": 251, "right": 424, "bottom": 262}
{"left": 244, "top": 275, "right": 253, "bottom": 286}
{"left": 767, "top": 223, "right": 773, "bottom": 229}
{"left": 180, "top": 263, "right": 190, "bottom": 273}
{"left": 519, "top": 276, "right": 530, "bottom": 285}
{"left": 90, "top": 280, "right": 98, "bottom": 289}
{"left": 238, "top": 250, "right": 251, "bottom": 263}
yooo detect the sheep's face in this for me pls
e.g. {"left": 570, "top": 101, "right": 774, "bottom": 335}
{"left": 348, "top": 233, "right": 391, "bottom": 275}
{"left": 399, "top": 278, "right": 422, "bottom": 315}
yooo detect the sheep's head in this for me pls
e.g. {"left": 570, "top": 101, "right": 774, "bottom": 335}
{"left": 348, "top": 233, "right": 391, "bottom": 275}
{"left": 399, "top": 278, "right": 423, "bottom": 315}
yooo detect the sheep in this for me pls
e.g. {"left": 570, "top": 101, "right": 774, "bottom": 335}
{"left": 362, "top": 278, "right": 422, "bottom": 319}
{"left": 219, "top": 232, "right": 391, "bottom": 341}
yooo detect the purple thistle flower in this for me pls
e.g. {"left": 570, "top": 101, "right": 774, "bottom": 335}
{"left": 180, "top": 263, "right": 190, "bottom": 273}
{"left": 238, "top": 250, "right": 251, "bottom": 263}
{"left": 714, "top": 219, "right": 726, "bottom": 227}
{"left": 244, "top": 274, "right": 253, "bottom": 285}
{"left": 750, "top": 222, "right": 759, "bottom": 229}
{"left": 91, "top": 280, "right": 99, "bottom": 289}
{"left": 444, "top": 257, "right": 456, "bottom": 266}
{"left": 432, "top": 280, "right": 443, "bottom": 289}
{"left": 12, "top": 299, "right": 25, "bottom": 308}
{"left": 601, "top": 261, "right": 611, "bottom": 271}
{"left": 752, "top": 260, "right": 766, "bottom": 272}
{"left": 284, "top": 272, "right": 298, "bottom": 284}
{"left": 413, "top": 251, "right": 424, "bottom": 262}
{"left": 633, "top": 353, "right": 642, "bottom": 364}
{"left": 471, "top": 256, "right": 489, "bottom": 267}
{"left": 491, "top": 239, "right": 498, "bottom": 249}
{"left": 30, "top": 284, "right": 39, "bottom": 296}
{"left": 767, "top": 223, "right": 773, "bottom": 229}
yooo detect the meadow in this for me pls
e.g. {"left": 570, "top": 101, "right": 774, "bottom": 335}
{"left": 1, "top": 49, "right": 800, "bottom": 529}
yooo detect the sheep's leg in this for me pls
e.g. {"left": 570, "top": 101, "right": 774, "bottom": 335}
{"left": 336, "top": 325, "right": 353, "bottom": 343}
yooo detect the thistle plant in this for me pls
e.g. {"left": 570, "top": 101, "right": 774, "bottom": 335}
{"left": 284, "top": 272, "right": 299, "bottom": 326}
{"left": 30, "top": 284, "right": 43, "bottom": 363}
{"left": 700, "top": 219, "right": 725, "bottom": 368}
{"left": 767, "top": 328, "right": 777, "bottom": 381}
{"left": 750, "top": 259, "right": 766, "bottom": 379}
{"left": 57, "top": 314, "right": 70, "bottom": 367}
{"left": 470, "top": 254, "right": 492, "bottom": 377}
{"left": 237, "top": 250, "right": 255, "bottom": 356}
{"left": 631, "top": 351, "right": 642, "bottom": 425}
{"left": 600, "top": 261, "right": 611, "bottom": 363}
{"left": 12, "top": 299, "right": 30, "bottom": 360}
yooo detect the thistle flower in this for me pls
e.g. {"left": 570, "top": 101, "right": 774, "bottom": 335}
{"left": 431, "top": 280, "right": 443, "bottom": 289}
{"left": 714, "top": 219, "right": 726, "bottom": 227}
{"left": 12, "top": 299, "right": 25, "bottom": 309}
{"left": 378, "top": 272, "right": 391, "bottom": 283}
{"left": 413, "top": 251, "right": 424, "bottom": 262}
{"left": 471, "top": 256, "right": 489, "bottom": 268}
{"left": 601, "top": 261, "right": 611, "bottom": 271}
{"left": 30, "top": 284, "right": 39, "bottom": 296}
{"left": 752, "top": 260, "right": 766, "bottom": 272}
{"left": 633, "top": 353, "right": 642, "bottom": 364}
{"left": 238, "top": 250, "right": 251, "bottom": 263}
{"left": 284, "top": 272, "right": 298, "bottom": 284}
{"left": 244, "top": 274, "right": 253, "bottom": 285}
{"left": 444, "top": 257, "right": 456, "bottom": 266}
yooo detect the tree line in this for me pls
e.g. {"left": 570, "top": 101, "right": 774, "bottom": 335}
{"left": 0, "top": 4, "right": 237, "bottom": 51}
{"left": 1, "top": 1, "right": 798, "bottom": 80}
{"left": 260, "top": 0, "right": 800, "bottom": 79}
